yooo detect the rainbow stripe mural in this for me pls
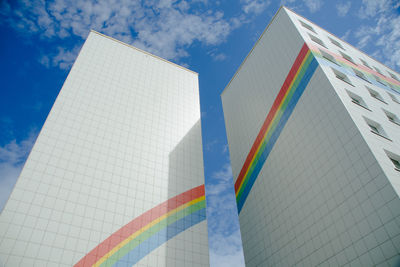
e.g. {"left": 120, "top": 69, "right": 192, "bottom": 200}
{"left": 308, "top": 44, "right": 400, "bottom": 94}
{"left": 75, "top": 185, "right": 206, "bottom": 267}
{"left": 234, "top": 43, "right": 318, "bottom": 213}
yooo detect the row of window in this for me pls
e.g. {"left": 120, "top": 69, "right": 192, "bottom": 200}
{"left": 300, "top": 19, "right": 400, "bottom": 83}
{"left": 348, "top": 89, "right": 400, "bottom": 125}
{"left": 333, "top": 68, "right": 400, "bottom": 104}
{"left": 350, "top": 95, "right": 400, "bottom": 172}
{"left": 324, "top": 50, "right": 399, "bottom": 91}
{"left": 343, "top": 81, "right": 400, "bottom": 172}
{"left": 299, "top": 20, "right": 400, "bottom": 172}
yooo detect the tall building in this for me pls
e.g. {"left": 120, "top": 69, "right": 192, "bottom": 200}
{"left": 222, "top": 6, "right": 400, "bottom": 267}
{"left": 0, "top": 31, "right": 209, "bottom": 267}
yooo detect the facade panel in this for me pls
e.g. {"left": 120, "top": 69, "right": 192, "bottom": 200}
{"left": 0, "top": 31, "right": 209, "bottom": 267}
{"left": 222, "top": 7, "right": 400, "bottom": 267}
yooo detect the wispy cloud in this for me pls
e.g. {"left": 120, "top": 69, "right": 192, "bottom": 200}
{"left": 209, "top": 229, "right": 245, "bottom": 267}
{"left": 358, "top": 0, "right": 392, "bottom": 18}
{"left": 241, "top": 0, "right": 271, "bottom": 15}
{"left": 0, "top": 0, "right": 244, "bottom": 69}
{"left": 303, "top": 0, "right": 322, "bottom": 13}
{"left": 280, "top": 0, "right": 322, "bottom": 13}
{"left": 355, "top": 1, "right": 400, "bottom": 70}
{"left": 0, "top": 131, "right": 37, "bottom": 211}
{"left": 336, "top": 2, "right": 351, "bottom": 17}
{"left": 206, "top": 163, "right": 245, "bottom": 266}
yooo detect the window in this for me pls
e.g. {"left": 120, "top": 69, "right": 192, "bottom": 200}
{"left": 388, "top": 92, "right": 400, "bottom": 104}
{"left": 347, "top": 90, "right": 370, "bottom": 110}
{"left": 391, "top": 158, "right": 400, "bottom": 170}
{"left": 364, "top": 117, "right": 391, "bottom": 140}
{"left": 388, "top": 83, "right": 399, "bottom": 91}
{"left": 383, "top": 109, "right": 400, "bottom": 126}
{"left": 360, "top": 59, "right": 371, "bottom": 69}
{"left": 339, "top": 51, "right": 355, "bottom": 64}
{"left": 366, "top": 86, "right": 387, "bottom": 104}
{"left": 352, "top": 68, "right": 370, "bottom": 82}
{"left": 328, "top": 37, "right": 344, "bottom": 49}
{"left": 373, "top": 74, "right": 386, "bottom": 86}
{"left": 388, "top": 72, "right": 399, "bottom": 82}
{"left": 300, "top": 20, "right": 316, "bottom": 33}
{"left": 333, "top": 68, "right": 353, "bottom": 86}
{"left": 309, "top": 34, "right": 326, "bottom": 47}
{"left": 385, "top": 150, "right": 400, "bottom": 171}
{"left": 373, "top": 66, "right": 383, "bottom": 75}
{"left": 320, "top": 49, "right": 338, "bottom": 64}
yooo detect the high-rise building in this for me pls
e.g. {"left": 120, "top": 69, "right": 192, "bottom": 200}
{"left": 222, "top": 6, "right": 400, "bottom": 266}
{"left": 0, "top": 31, "right": 209, "bottom": 267}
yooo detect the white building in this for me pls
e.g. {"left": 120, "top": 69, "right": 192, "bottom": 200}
{"left": 222, "top": 6, "right": 400, "bottom": 266}
{"left": 0, "top": 31, "right": 209, "bottom": 267}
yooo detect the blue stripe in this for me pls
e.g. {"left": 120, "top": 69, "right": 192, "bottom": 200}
{"left": 316, "top": 55, "right": 400, "bottom": 95}
{"left": 237, "top": 57, "right": 318, "bottom": 213}
{"left": 113, "top": 207, "right": 206, "bottom": 267}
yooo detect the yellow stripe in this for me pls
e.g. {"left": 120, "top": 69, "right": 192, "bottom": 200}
{"left": 236, "top": 51, "right": 311, "bottom": 196}
{"left": 93, "top": 195, "right": 206, "bottom": 267}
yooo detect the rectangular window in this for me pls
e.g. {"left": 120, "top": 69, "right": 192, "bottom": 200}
{"left": 364, "top": 117, "right": 391, "bottom": 141}
{"left": 328, "top": 37, "right": 344, "bottom": 49}
{"left": 391, "top": 158, "right": 400, "bottom": 170}
{"left": 389, "top": 83, "right": 397, "bottom": 91}
{"left": 388, "top": 92, "right": 400, "bottom": 104}
{"left": 388, "top": 72, "right": 399, "bottom": 81}
{"left": 300, "top": 20, "right": 316, "bottom": 33}
{"left": 360, "top": 59, "right": 371, "bottom": 69}
{"left": 309, "top": 34, "right": 326, "bottom": 47}
{"left": 385, "top": 150, "right": 400, "bottom": 171}
{"left": 366, "top": 86, "right": 387, "bottom": 104}
{"left": 383, "top": 109, "right": 400, "bottom": 126}
{"left": 346, "top": 90, "right": 370, "bottom": 110}
{"left": 339, "top": 51, "right": 355, "bottom": 64}
{"left": 320, "top": 49, "right": 338, "bottom": 65}
{"left": 352, "top": 68, "right": 370, "bottom": 82}
{"left": 373, "top": 66, "right": 383, "bottom": 75}
{"left": 373, "top": 74, "right": 386, "bottom": 86}
{"left": 333, "top": 68, "right": 353, "bottom": 86}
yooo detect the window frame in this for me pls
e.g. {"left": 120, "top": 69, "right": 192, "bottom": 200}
{"left": 299, "top": 20, "right": 317, "bottom": 33}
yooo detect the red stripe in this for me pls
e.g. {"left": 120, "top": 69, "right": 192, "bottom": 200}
{"left": 234, "top": 44, "right": 309, "bottom": 193}
{"left": 74, "top": 184, "right": 205, "bottom": 267}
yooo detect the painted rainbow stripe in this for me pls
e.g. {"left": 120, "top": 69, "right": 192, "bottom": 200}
{"left": 234, "top": 43, "right": 318, "bottom": 213}
{"left": 308, "top": 44, "right": 400, "bottom": 94}
{"left": 74, "top": 185, "right": 206, "bottom": 267}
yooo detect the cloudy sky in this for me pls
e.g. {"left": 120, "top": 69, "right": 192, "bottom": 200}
{"left": 1, "top": 0, "right": 400, "bottom": 266}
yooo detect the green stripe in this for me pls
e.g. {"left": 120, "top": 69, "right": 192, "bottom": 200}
{"left": 100, "top": 200, "right": 206, "bottom": 267}
{"left": 236, "top": 53, "right": 313, "bottom": 202}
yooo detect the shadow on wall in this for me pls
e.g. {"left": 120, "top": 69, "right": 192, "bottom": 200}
{"left": 165, "top": 119, "right": 207, "bottom": 267}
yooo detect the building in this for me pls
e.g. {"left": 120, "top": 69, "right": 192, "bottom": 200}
{"left": 222, "top": 6, "right": 400, "bottom": 266}
{"left": 0, "top": 31, "right": 209, "bottom": 267}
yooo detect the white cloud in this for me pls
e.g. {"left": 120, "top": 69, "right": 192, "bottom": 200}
{"left": 0, "top": 0, "right": 237, "bottom": 68}
{"left": 205, "top": 139, "right": 218, "bottom": 151}
{"left": 336, "top": 2, "right": 351, "bottom": 17}
{"left": 358, "top": 0, "right": 393, "bottom": 18}
{"left": 209, "top": 230, "right": 245, "bottom": 267}
{"left": 241, "top": 0, "right": 271, "bottom": 15}
{"left": 341, "top": 29, "right": 351, "bottom": 41}
{"left": 280, "top": 0, "right": 322, "bottom": 14}
{"left": 355, "top": 1, "right": 400, "bottom": 70}
{"left": 303, "top": 0, "right": 322, "bottom": 13}
{"left": 0, "top": 132, "right": 37, "bottom": 211}
{"left": 206, "top": 162, "right": 245, "bottom": 266}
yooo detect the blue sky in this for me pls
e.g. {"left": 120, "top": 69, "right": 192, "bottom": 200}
{"left": 1, "top": 0, "right": 400, "bottom": 266}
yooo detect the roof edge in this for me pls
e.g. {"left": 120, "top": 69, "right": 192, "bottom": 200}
{"left": 90, "top": 30, "right": 198, "bottom": 75}
{"left": 221, "top": 5, "right": 284, "bottom": 97}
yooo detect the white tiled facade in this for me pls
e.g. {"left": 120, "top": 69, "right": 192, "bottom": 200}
{"left": 0, "top": 31, "right": 209, "bottom": 267}
{"left": 222, "top": 7, "right": 400, "bottom": 267}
